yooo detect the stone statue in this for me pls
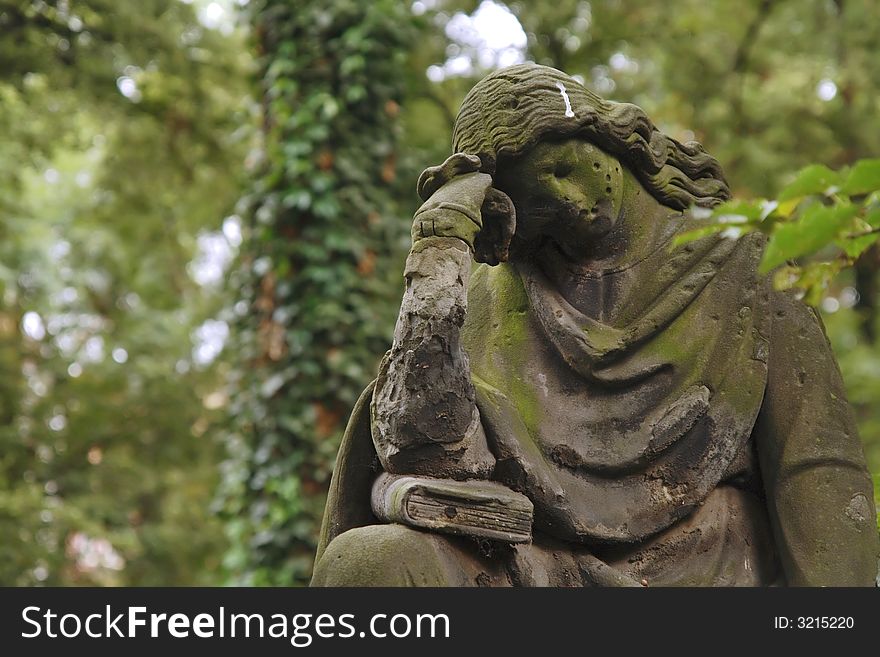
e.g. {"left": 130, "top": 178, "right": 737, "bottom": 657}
{"left": 310, "top": 63, "right": 879, "bottom": 586}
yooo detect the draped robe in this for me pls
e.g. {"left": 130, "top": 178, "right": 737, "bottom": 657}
{"left": 315, "top": 228, "right": 879, "bottom": 586}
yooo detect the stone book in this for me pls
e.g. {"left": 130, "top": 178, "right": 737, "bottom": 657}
{"left": 370, "top": 473, "right": 533, "bottom": 543}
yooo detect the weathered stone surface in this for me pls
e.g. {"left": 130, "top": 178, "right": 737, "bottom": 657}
{"left": 311, "top": 63, "right": 879, "bottom": 587}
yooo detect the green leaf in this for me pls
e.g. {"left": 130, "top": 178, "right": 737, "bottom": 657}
{"left": 670, "top": 223, "right": 734, "bottom": 247}
{"left": 777, "top": 165, "right": 842, "bottom": 202}
{"left": 839, "top": 232, "right": 880, "bottom": 260}
{"left": 340, "top": 55, "right": 366, "bottom": 76}
{"left": 673, "top": 200, "right": 765, "bottom": 247}
{"left": 771, "top": 264, "right": 801, "bottom": 291}
{"left": 775, "top": 197, "right": 801, "bottom": 219}
{"left": 771, "top": 262, "right": 841, "bottom": 306}
{"left": 797, "top": 261, "right": 844, "bottom": 306}
{"left": 837, "top": 216, "right": 880, "bottom": 259}
{"left": 760, "top": 202, "right": 858, "bottom": 273}
{"left": 840, "top": 159, "right": 880, "bottom": 196}
{"left": 312, "top": 196, "right": 341, "bottom": 219}
{"left": 260, "top": 373, "right": 286, "bottom": 398}
{"left": 282, "top": 190, "right": 311, "bottom": 210}
{"left": 711, "top": 199, "right": 766, "bottom": 221}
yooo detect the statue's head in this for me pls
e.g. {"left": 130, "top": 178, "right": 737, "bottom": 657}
{"left": 453, "top": 63, "right": 730, "bottom": 214}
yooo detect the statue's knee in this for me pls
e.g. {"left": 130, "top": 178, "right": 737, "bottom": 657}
{"left": 311, "top": 524, "right": 455, "bottom": 587}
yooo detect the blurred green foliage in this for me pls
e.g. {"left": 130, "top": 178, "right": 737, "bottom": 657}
{"left": 673, "top": 158, "right": 880, "bottom": 304}
{"left": 2, "top": 0, "right": 878, "bottom": 584}
{"left": 0, "top": 0, "right": 250, "bottom": 584}
{"left": 218, "top": 0, "right": 420, "bottom": 585}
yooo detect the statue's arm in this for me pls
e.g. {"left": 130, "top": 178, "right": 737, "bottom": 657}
{"left": 370, "top": 156, "right": 510, "bottom": 479}
{"left": 753, "top": 288, "right": 879, "bottom": 585}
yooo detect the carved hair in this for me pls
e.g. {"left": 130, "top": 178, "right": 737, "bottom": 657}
{"left": 452, "top": 63, "right": 730, "bottom": 209}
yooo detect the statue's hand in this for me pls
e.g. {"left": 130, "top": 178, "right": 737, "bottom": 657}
{"left": 475, "top": 187, "right": 516, "bottom": 266}
{"left": 413, "top": 153, "right": 516, "bottom": 264}
{"left": 417, "top": 152, "right": 483, "bottom": 201}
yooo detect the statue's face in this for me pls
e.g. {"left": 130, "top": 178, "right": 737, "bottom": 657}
{"left": 494, "top": 137, "right": 625, "bottom": 251}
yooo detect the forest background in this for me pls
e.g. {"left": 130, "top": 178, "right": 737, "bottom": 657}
{"left": 2, "top": 0, "right": 878, "bottom": 585}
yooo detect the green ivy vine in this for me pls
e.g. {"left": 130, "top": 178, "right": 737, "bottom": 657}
{"left": 220, "top": 0, "right": 416, "bottom": 585}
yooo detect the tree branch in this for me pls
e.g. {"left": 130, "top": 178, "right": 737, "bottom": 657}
{"left": 731, "top": 0, "right": 775, "bottom": 73}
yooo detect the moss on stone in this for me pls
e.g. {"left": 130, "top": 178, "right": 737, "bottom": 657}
{"left": 464, "top": 262, "right": 543, "bottom": 434}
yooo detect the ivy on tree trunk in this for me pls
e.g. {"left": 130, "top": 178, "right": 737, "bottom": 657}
{"left": 221, "top": 0, "right": 416, "bottom": 585}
